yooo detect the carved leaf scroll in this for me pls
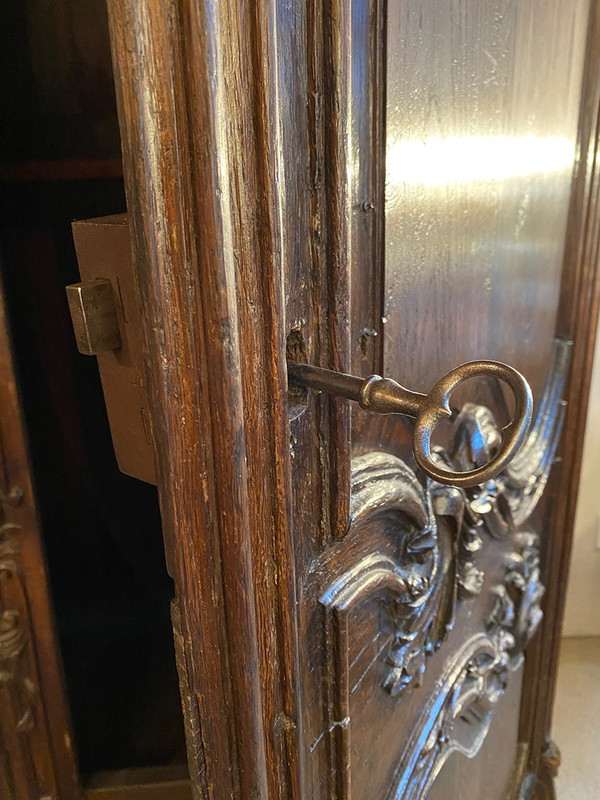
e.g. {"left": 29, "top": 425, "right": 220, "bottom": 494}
{"left": 488, "top": 531, "right": 544, "bottom": 662}
{"left": 388, "top": 531, "right": 545, "bottom": 800}
{"left": 0, "top": 517, "right": 39, "bottom": 777}
{"left": 387, "top": 632, "right": 514, "bottom": 800}
{"left": 315, "top": 452, "right": 454, "bottom": 799}
{"left": 320, "top": 452, "right": 452, "bottom": 699}
{"left": 0, "top": 512, "right": 41, "bottom": 800}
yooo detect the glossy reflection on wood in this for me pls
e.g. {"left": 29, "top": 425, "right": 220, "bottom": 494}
{"left": 384, "top": 0, "right": 590, "bottom": 404}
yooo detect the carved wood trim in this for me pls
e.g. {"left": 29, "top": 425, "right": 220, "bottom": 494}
{"left": 388, "top": 632, "right": 514, "bottom": 800}
{"left": 0, "top": 523, "right": 33, "bottom": 733}
{"left": 433, "top": 338, "right": 571, "bottom": 541}
{"left": 0, "top": 518, "right": 38, "bottom": 799}
{"left": 0, "top": 275, "right": 79, "bottom": 799}
{"left": 320, "top": 454, "right": 445, "bottom": 699}
{"left": 317, "top": 453, "right": 448, "bottom": 798}
{"left": 503, "top": 340, "right": 570, "bottom": 528}
{"left": 387, "top": 531, "right": 545, "bottom": 800}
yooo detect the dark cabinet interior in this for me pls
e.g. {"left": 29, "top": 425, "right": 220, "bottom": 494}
{"left": 0, "top": 1, "right": 189, "bottom": 791}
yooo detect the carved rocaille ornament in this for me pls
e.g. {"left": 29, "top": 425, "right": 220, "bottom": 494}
{"left": 320, "top": 453, "right": 449, "bottom": 699}
{"left": 388, "top": 532, "right": 545, "bottom": 800}
{"left": 434, "top": 339, "right": 571, "bottom": 538}
{"left": 490, "top": 532, "right": 544, "bottom": 661}
{"left": 317, "top": 339, "right": 569, "bottom": 799}
{"left": 0, "top": 519, "right": 36, "bottom": 735}
{"left": 388, "top": 632, "right": 514, "bottom": 800}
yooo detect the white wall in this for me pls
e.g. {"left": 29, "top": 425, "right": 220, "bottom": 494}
{"left": 563, "top": 316, "right": 600, "bottom": 636}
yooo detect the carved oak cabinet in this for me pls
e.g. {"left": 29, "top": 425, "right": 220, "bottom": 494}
{"left": 2, "top": 0, "right": 600, "bottom": 798}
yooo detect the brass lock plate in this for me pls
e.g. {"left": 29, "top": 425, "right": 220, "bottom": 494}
{"left": 66, "top": 279, "right": 122, "bottom": 355}
{"left": 69, "top": 214, "right": 156, "bottom": 485}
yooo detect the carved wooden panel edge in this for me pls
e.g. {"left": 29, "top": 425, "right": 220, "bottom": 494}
{"left": 0, "top": 511, "right": 41, "bottom": 798}
{"left": 0, "top": 277, "right": 79, "bottom": 798}
{"left": 0, "top": 519, "right": 32, "bottom": 717}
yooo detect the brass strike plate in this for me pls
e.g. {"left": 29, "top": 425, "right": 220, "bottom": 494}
{"left": 66, "top": 279, "right": 122, "bottom": 355}
{"left": 69, "top": 214, "right": 157, "bottom": 485}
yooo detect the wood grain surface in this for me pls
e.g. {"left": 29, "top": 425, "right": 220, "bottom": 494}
{"left": 104, "top": 1, "right": 600, "bottom": 799}
{"left": 107, "top": 2, "right": 304, "bottom": 797}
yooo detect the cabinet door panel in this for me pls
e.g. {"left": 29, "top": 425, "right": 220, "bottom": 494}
{"left": 106, "top": 1, "right": 600, "bottom": 798}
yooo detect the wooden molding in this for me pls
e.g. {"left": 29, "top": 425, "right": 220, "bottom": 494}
{"left": 520, "top": 0, "right": 600, "bottom": 784}
{"left": 106, "top": 1, "right": 309, "bottom": 796}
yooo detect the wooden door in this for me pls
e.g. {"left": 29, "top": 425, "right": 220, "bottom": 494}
{"left": 105, "top": 1, "right": 600, "bottom": 799}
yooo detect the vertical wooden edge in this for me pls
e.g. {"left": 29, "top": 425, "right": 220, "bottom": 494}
{"left": 520, "top": 0, "right": 600, "bottom": 779}
{"left": 106, "top": 1, "right": 302, "bottom": 798}
{"left": 0, "top": 270, "right": 81, "bottom": 799}
{"left": 106, "top": 2, "right": 248, "bottom": 796}
{"left": 322, "top": 0, "right": 353, "bottom": 539}
{"left": 348, "top": 0, "right": 386, "bottom": 376}
{"left": 373, "top": 0, "right": 388, "bottom": 379}
{"left": 502, "top": 742, "right": 530, "bottom": 800}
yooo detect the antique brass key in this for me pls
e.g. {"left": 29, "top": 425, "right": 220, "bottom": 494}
{"left": 287, "top": 360, "right": 532, "bottom": 488}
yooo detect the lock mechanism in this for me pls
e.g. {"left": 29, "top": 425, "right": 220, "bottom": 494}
{"left": 65, "top": 215, "right": 532, "bottom": 491}
{"left": 66, "top": 214, "right": 156, "bottom": 485}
